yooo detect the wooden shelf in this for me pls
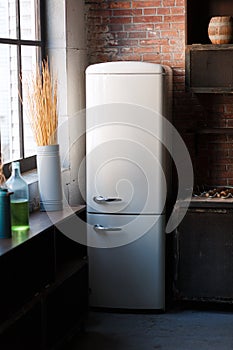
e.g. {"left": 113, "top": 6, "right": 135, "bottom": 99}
{"left": 187, "top": 128, "right": 233, "bottom": 135}
{"left": 186, "top": 45, "right": 233, "bottom": 93}
{"left": 186, "top": 1, "right": 233, "bottom": 93}
{"left": 200, "top": 128, "right": 233, "bottom": 134}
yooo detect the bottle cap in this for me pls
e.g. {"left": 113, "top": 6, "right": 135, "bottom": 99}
{"left": 12, "top": 161, "right": 20, "bottom": 170}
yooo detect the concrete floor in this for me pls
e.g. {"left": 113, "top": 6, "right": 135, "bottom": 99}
{"left": 64, "top": 306, "right": 233, "bottom": 350}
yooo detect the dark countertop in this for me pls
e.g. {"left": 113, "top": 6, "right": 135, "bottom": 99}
{"left": 190, "top": 197, "right": 233, "bottom": 209}
{"left": 0, "top": 205, "right": 85, "bottom": 257}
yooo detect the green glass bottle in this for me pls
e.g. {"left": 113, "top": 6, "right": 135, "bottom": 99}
{"left": 6, "top": 161, "right": 29, "bottom": 231}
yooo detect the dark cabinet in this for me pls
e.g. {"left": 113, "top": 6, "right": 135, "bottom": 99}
{"left": 174, "top": 207, "right": 233, "bottom": 302}
{"left": 186, "top": 44, "right": 233, "bottom": 93}
{"left": 46, "top": 265, "right": 88, "bottom": 348}
{"left": 0, "top": 228, "right": 54, "bottom": 324}
{"left": 0, "top": 302, "right": 42, "bottom": 350}
{"left": 0, "top": 207, "right": 88, "bottom": 350}
{"left": 185, "top": 0, "right": 233, "bottom": 93}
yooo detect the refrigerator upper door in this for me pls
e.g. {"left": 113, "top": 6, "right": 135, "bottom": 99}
{"left": 86, "top": 62, "right": 171, "bottom": 215}
{"left": 86, "top": 103, "right": 167, "bottom": 215}
{"left": 86, "top": 131, "right": 167, "bottom": 214}
{"left": 87, "top": 213, "right": 165, "bottom": 310}
{"left": 86, "top": 61, "right": 166, "bottom": 75}
{"left": 86, "top": 61, "right": 172, "bottom": 122}
{"left": 86, "top": 64, "right": 164, "bottom": 114}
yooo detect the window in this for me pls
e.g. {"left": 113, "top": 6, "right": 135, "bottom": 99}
{"left": 0, "top": 0, "right": 44, "bottom": 170}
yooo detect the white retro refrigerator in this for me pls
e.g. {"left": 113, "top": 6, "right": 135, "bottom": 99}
{"left": 86, "top": 61, "right": 172, "bottom": 310}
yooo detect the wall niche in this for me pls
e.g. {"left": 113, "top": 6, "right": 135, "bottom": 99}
{"left": 186, "top": 0, "right": 233, "bottom": 93}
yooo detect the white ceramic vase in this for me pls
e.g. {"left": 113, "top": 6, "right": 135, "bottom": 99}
{"left": 37, "top": 144, "right": 63, "bottom": 211}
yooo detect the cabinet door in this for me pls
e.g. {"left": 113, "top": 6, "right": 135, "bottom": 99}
{"left": 175, "top": 210, "right": 233, "bottom": 301}
{"left": 55, "top": 227, "right": 87, "bottom": 278}
{"left": 45, "top": 265, "right": 88, "bottom": 348}
{"left": 0, "top": 229, "right": 54, "bottom": 323}
{"left": 0, "top": 302, "right": 42, "bottom": 350}
{"left": 186, "top": 46, "right": 233, "bottom": 93}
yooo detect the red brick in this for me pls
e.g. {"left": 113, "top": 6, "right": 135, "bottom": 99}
{"left": 139, "top": 38, "right": 168, "bottom": 45}
{"left": 120, "top": 47, "right": 134, "bottom": 54}
{"left": 144, "top": 9, "right": 157, "bottom": 15}
{"left": 172, "top": 67, "right": 185, "bottom": 75}
{"left": 133, "top": 15, "right": 163, "bottom": 23}
{"left": 173, "top": 52, "right": 185, "bottom": 61}
{"left": 108, "top": 24, "right": 124, "bottom": 31}
{"left": 153, "top": 23, "right": 170, "bottom": 30}
{"left": 108, "top": 16, "right": 132, "bottom": 24}
{"left": 117, "top": 39, "right": 139, "bottom": 46}
{"left": 225, "top": 105, "right": 233, "bottom": 113}
{"left": 160, "top": 53, "right": 173, "bottom": 61}
{"left": 129, "top": 31, "right": 147, "bottom": 38}
{"left": 173, "top": 75, "right": 185, "bottom": 83}
{"left": 162, "top": 0, "right": 175, "bottom": 5}
{"left": 87, "top": 24, "right": 109, "bottom": 34}
{"left": 175, "top": 0, "right": 185, "bottom": 6}
{"left": 164, "top": 15, "right": 185, "bottom": 22}
{"left": 109, "top": 2, "right": 131, "bottom": 9}
{"left": 171, "top": 7, "right": 184, "bottom": 15}
{"left": 161, "top": 30, "right": 179, "bottom": 37}
{"left": 134, "top": 46, "right": 160, "bottom": 53}
{"left": 161, "top": 42, "right": 180, "bottom": 52}
{"left": 86, "top": 2, "right": 109, "bottom": 10}
{"left": 132, "top": 1, "right": 161, "bottom": 8}
{"left": 141, "top": 53, "right": 160, "bottom": 61}
{"left": 169, "top": 38, "right": 185, "bottom": 46}
{"left": 170, "top": 22, "right": 185, "bottom": 30}
{"left": 147, "top": 30, "right": 162, "bottom": 38}
{"left": 124, "top": 23, "right": 154, "bottom": 31}
{"left": 89, "top": 9, "right": 113, "bottom": 17}
{"left": 211, "top": 142, "right": 233, "bottom": 150}
{"left": 157, "top": 7, "right": 170, "bottom": 15}
{"left": 112, "top": 9, "right": 142, "bottom": 16}
{"left": 227, "top": 162, "right": 233, "bottom": 168}
{"left": 119, "top": 54, "right": 142, "bottom": 60}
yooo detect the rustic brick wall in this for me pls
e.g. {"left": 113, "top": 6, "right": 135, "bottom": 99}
{"left": 85, "top": 0, "right": 233, "bottom": 187}
{"left": 195, "top": 94, "right": 233, "bottom": 186}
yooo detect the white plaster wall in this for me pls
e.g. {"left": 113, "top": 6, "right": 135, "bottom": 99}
{"left": 46, "top": 0, "right": 87, "bottom": 205}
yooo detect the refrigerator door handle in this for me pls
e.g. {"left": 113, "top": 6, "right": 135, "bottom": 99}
{"left": 93, "top": 224, "right": 122, "bottom": 232}
{"left": 93, "top": 195, "right": 122, "bottom": 203}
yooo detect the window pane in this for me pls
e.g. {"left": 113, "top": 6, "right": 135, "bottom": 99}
{"left": 20, "top": 0, "right": 41, "bottom": 40}
{"left": 0, "top": 44, "right": 20, "bottom": 162}
{"left": 0, "top": 0, "right": 42, "bottom": 166}
{"left": 21, "top": 45, "right": 41, "bottom": 157}
{"left": 0, "top": 0, "right": 17, "bottom": 39}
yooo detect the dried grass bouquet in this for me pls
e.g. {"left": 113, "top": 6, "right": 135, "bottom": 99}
{"left": 0, "top": 153, "right": 6, "bottom": 186}
{"left": 25, "top": 58, "right": 58, "bottom": 146}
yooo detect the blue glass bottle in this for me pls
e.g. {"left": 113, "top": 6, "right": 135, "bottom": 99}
{"left": 0, "top": 188, "right": 12, "bottom": 238}
{"left": 6, "top": 161, "right": 29, "bottom": 231}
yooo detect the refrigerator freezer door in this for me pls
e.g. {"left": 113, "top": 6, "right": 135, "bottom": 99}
{"left": 86, "top": 63, "right": 165, "bottom": 113}
{"left": 87, "top": 213, "right": 165, "bottom": 310}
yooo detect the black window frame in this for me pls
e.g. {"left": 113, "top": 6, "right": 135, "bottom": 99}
{"left": 0, "top": 0, "right": 46, "bottom": 176}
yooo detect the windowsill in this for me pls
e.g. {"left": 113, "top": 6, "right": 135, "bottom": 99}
{"left": 21, "top": 168, "right": 40, "bottom": 212}
{"left": 22, "top": 168, "right": 38, "bottom": 184}
{"left": 21, "top": 167, "right": 70, "bottom": 213}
